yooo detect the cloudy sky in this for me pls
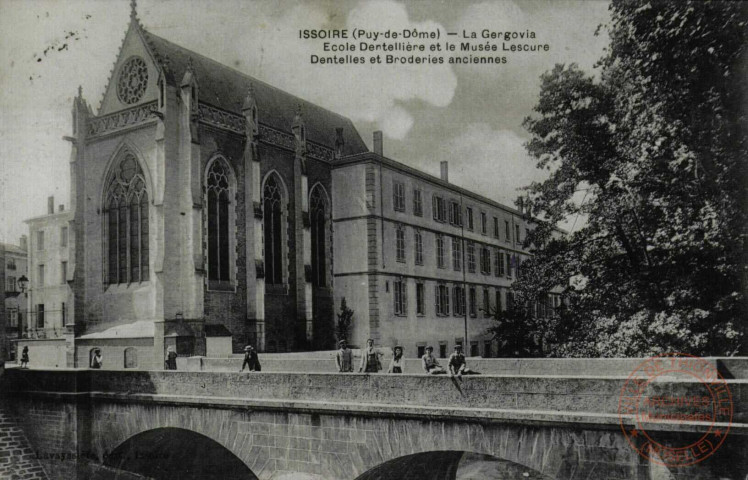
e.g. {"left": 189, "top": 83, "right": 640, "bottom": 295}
{"left": 0, "top": 0, "right": 610, "bottom": 244}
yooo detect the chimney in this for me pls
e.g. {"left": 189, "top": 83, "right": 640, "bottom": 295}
{"left": 58, "top": 204, "right": 64, "bottom": 212}
{"left": 19, "top": 235, "right": 27, "bottom": 251}
{"left": 47, "top": 196, "right": 54, "bottom": 215}
{"left": 440, "top": 161, "right": 449, "bottom": 182}
{"left": 373, "top": 131, "right": 383, "bottom": 156}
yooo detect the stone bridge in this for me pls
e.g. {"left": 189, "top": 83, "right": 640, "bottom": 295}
{"left": 1, "top": 367, "right": 747, "bottom": 480}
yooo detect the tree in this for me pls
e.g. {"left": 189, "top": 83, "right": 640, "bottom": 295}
{"left": 499, "top": 0, "right": 747, "bottom": 357}
{"left": 336, "top": 298, "right": 354, "bottom": 344}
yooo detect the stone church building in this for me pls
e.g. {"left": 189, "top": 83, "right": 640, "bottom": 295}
{"left": 56, "top": 5, "right": 544, "bottom": 369}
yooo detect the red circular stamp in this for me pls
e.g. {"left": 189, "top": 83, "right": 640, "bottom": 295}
{"left": 618, "top": 353, "right": 733, "bottom": 467}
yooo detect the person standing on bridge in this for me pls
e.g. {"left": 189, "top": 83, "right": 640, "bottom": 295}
{"left": 387, "top": 346, "right": 404, "bottom": 373}
{"left": 421, "top": 346, "right": 445, "bottom": 374}
{"left": 20, "top": 346, "right": 29, "bottom": 368}
{"left": 359, "top": 338, "right": 381, "bottom": 373}
{"left": 336, "top": 340, "right": 353, "bottom": 372}
{"left": 240, "top": 345, "right": 261, "bottom": 372}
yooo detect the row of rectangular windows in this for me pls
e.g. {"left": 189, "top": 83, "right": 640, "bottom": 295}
{"left": 394, "top": 279, "right": 562, "bottom": 319}
{"left": 32, "top": 262, "right": 68, "bottom": 287}
{"left": 395, "top": 225, "right": 524, "bottom": 277}
{"left": 34, "top": 226, "right": 68, "bottom": 251}
{"left": 393, "top": 180, "right": 525, "bottom": 243}
{"left": 21, "top": 302, "right": 67, "bottom": 329}
{"left": 394, "top": 280, "right": 513, "bottom": 318}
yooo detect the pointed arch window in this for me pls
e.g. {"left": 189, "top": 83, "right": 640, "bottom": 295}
{"left": 105, "top": 152, "right": 149, "bottom": 285}
{"left": 206, "top": 159, "right": 233, "bottom": 283}
{"left": 310, "top": 185, "right": 329, "bottom": 287}
{"left": 263, "top": 175, "right": 285, "bottom": 285}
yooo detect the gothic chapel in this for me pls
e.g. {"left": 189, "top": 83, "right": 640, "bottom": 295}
{"left": 66, "top": 3, "right": 367, "bottom": 367}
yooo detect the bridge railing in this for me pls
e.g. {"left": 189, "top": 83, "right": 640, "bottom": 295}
{"left": 2, "top": 369, "right": 747, "bottom": 431}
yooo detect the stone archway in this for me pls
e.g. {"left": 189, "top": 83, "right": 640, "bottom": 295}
{"left": 354, "top": 451, "right": 551, "bottom": 480}
{"left": 104, "top": 427, "right": 258, "bottom": 480}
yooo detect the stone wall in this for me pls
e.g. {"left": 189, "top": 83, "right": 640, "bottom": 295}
{"left": 5, "top": 368, "right": 747, "bottom": 422}
{"left": 12, "top": 339, "right": 66, "bottom": 369}
{"left": 5, "top": 394, "right": 747, "bottom": 480}
{"left": 0, "top": 405, "right": 49, "bottom": 479}
{"left": 2, "top": 369, "right": 746, "bottom": 480}
{"left": 185, "top": 355, "right": 748, "bottom": 379}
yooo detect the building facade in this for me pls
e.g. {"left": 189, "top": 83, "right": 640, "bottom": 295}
{"left": 25, "top": 197, "right": 73, "bottom": 339}
{"left": 332, "top": 147, "right": 559, "bottom": 359}
{"left": 2, "top": 237, "right": 28, "bottom": 359}
{"left": 55, "top": 5, "right": 560, "bottom": 368}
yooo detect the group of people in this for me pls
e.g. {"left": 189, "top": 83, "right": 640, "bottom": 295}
{"left": 336, "top": 339, "right": 479, "bottom": 379}
{"left": 17, "top": 342, "right": 477, "bottom": 376}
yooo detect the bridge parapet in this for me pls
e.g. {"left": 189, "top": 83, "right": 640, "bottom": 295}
{"left": 184, "top": 356, "right": 748, "bottom": 378}
{"left": 3, "top": 369, "right": 747, "bottom": 432}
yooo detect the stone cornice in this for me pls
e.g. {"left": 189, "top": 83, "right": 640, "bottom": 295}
{"left": 88, "top": 101, "right": 159, "bottom": 137}
{"left": 197, "top": 102, "right": 334, "bottom": 162}
{"left": 86, "top": 101, "right": 336, "bottom": 162}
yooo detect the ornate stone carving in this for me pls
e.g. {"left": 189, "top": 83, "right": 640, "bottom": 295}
{"left": 117, "top": 56, "right": 148, "bottom": 105}
{"left": 196, "top": 103, "right": 335, "bottom": 162}
{"left": 88, "top": 101, "right": 158, "bottom": 136}
{"left": 258, "top": 125, "right": 295, "bottom": 150}
{"left": 197, "top": 103, "right": 244, "bottom": 135}
{"left": 253, "top": 201, "right": 263, "bottom": 219}
{"left": 307, "top": 142, "right": 334, "bottom": 162}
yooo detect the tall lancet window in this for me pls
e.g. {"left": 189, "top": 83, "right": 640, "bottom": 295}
{"left": 105, "top": 152, "right": 149, "bottom": 284}
{"left": 206, "top": 159, "right": 233, "bottom": 283}
{"left": 263, "top": 174, "right": 285, "bottom": 285}
{"left": 310, "top": 185, "right": 329, "bottom": 287}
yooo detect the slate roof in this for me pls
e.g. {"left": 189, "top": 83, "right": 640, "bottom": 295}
{"left": 142, "top": 29, "right": 368, "bottom": 157}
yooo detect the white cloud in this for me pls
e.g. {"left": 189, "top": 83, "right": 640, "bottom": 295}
{"left": 219, "top": 0, "right": 457, "bottom": 141}
{"left": 381, "top": 105, "right": 413, "bottom": 140}
{"left": 427, "top": 123, "right": 549, "bottom": 206}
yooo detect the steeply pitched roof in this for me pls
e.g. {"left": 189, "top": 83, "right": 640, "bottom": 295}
{"left": 142, "top": 30, "right": 368, "bottom": 157}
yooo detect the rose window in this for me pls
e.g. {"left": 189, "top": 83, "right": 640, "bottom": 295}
{"left": 116, "top": 57, "right": 148, "bottom": 105}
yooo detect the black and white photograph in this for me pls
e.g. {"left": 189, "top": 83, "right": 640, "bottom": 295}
{"left": 0, "top": 0, "right": 745, "bottom": 478}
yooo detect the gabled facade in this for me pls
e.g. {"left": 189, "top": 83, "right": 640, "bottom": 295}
{"left": 65, "top": 7, "right": 367, "bottom": 368}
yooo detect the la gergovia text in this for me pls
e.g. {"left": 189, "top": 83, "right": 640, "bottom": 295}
{"left": 299, "top": 28, "right": 550, "bottom": 65}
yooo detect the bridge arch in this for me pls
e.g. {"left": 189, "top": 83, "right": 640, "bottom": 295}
{"left": 104, "top": 427, "right": 258, "bottom": 480}
{"left": 354, "top": 450, "right": 552, "bottom": 480}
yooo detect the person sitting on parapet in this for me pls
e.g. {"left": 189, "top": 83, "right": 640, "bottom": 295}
{"left": 239, "top": 345, "right": 261, "bottom": 372}
{"left": 421, "top": 346, "right": 446, "bottom": 374}
{"left": 448, "top": 344, "right": 479, "bottom": 380}
{"left": 336, "top": 340, "right": 353, "bottom": 373}
{"left": 91, "top": 349, "right": 103, "bottom": 369}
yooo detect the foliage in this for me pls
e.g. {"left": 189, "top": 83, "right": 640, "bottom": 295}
{"left": 492, "top": 0, "right": 748, "bottom": 357}
{"left": 485, "top": 302, "right": 542, "bottom": 358}
{"left": 336, "top": 298, "right": 354, "bottom": 344}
